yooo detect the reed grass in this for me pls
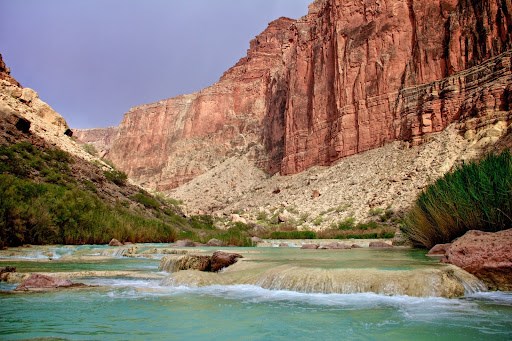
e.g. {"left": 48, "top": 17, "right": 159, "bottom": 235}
{"left": 403, "top": 151, "right": 512, "bottom": 248}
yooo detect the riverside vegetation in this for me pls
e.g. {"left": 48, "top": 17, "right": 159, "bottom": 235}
{"left": 0, "top": 141, "right": 259, "bottom": 248}
{"left": 403, "top": 150, "right": 512, "bottom": 248}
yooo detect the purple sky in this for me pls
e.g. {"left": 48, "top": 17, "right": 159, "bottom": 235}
{"left": 0, "top": 0, "right": 311, "bottom": 129}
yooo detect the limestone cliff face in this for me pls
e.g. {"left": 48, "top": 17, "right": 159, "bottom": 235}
{"left": 75, "top": 0, "right": 512, "bottom": 190}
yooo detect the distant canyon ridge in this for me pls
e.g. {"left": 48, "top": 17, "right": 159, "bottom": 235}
{"left": 75, "top": 0, "right": 512, "bottom": 193}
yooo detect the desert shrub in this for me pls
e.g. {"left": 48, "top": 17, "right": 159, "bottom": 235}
{"left": 82, "top": 143, "right": 98, "bottom": 156}
{"left": 104, "top": 169, "right": 128, "bottom": 186}
{"left": 132, "top": 192, "right": 161, "bottom": 210}
{"left": 356, "top": 221, "right": 379, "bottom": 230}
{"left": 215, "top": 226, "right": 253, "bottom": 246}
{"left": 269, "top": 230, "right": 317, "bottom": 239}
{"left": 403, "top": 151, "right": 512, "bottom": 248}
{"left": 337, "top": 217, "right": 356, "bottom": 230}
{"left": 189, "top": 215, "right": 215, "bottom": 230}
{"left": 312, "top": 216, "right": 324, "bottom": 226}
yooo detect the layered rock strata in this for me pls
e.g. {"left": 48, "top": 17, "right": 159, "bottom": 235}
{"left": 76, "top": 0, "right": 512, "bottom": 191}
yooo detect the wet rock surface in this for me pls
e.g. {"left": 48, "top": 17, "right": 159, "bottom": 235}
{"left": 210, "top": 251, "right": 243, "bottom": 272}
{"left": 14, "top": 274, "right": 86, "bottom": 291}
{"left": 160, "top": 251, "right": 243, "bottom": 273}
{"left": 442, "top": 229, "right": 512, "bottom": 291}
{"left": 108, "top": 238, "right": 123, "bottom": 246}
{"left": 427, "top": 243, "right": 452, "bottom": 257}
{"left": 369, "top": 241, "right": 393, "bottom": 248}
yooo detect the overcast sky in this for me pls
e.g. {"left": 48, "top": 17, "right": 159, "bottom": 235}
{"left": 0, "top": 0, "right": 311, "bottom": 129}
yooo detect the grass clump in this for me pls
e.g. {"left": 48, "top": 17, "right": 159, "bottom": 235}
{"left": 131, "top": 192, "right": 161, "bottom": 210}
{"left": 104, "top": 169, "right": 128, "bottom": 186}
{"left": 337, "top": 217, "right": 356, "bottom": 230}
{"left": 269, "top": 231, "right": 317, "bottom": 239}
{"left": 403, "top": 151, "right": 512, "bottom": 248}
{"left": 82, "top": 143, "right": 98, "bottom": 156}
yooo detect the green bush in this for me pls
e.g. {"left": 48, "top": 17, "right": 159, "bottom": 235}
{"left": 189, "top": 215, "right": 215, "bottom": 230}
{"left": 337, "top": 217, "right": 356, "bottom": 230}
{"left": 132, "top": 192, "right": 161, "bottom": 210}
{"left": 104, "top": 169, "right": 128, "bottom": 186}
{"left": 403, "top": 151, "right": 512, "bottom": 248}
{"left": 269, "top": 230, "right": 317, "bottom": 239}
{"left": 83, "top": 143, "right": 98, "bottom": 156}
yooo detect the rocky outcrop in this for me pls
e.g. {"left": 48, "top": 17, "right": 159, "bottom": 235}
{"left": 0, "top": 65, "right": 111, "bottom": 166}
{"left": 14, "top": 274, "right": 81, "bottom": 291}
{"left": 159, "top": 251, "right": 243, "bottom": 273}
{"left": 369, "top": 241, "right": 393, "bottom": 248}
{"left": 0, "top": 54, "right": 20, "bottom": 87}
{"left": 442, "top": 229, "right": 512, "bottom": 291}
{"left": 108, "top": 238, "right": 123, "bottom": 246}
{"left": 76, "top": 0, "right": 512, "bottom": 192}
{"left": 427, "top": 243, "right": 452, "bottom": 256}
{"left": 73, "top": 127, "right": 119, "bottom": 157}
{"left": 210, "top": 251, "right": 243, "bottom": 272}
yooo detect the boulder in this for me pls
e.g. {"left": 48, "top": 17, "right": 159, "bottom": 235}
{"left": 319, "top": 242, "right": 351, "bottom": 250}
{"left": 170, "top": 255, "right": 211, "bottom": 272}
{"left": 301, "top": 244, "right": 319, "bottom": 249}
{"left": 108, "top": 238, "right": 123, "bottom": 246}
{"left": 207, "top": 238, "right": 224, "bottom": 247}
{"left": 230, "top": 214, "right": 247, "bottom": 224}
{"left": 442, "top": 229, "right": 512, "bottom": 291}
{"left": 210, "top": 251, "right": 243, "bottom": 272}
{"left": 278, "top": 210, "right": 293, "bottom": 223}
{"left": 369, "top": 241, "right": 393, "bottom": 248}
{"left": 0, "top": 266, "right": 16, "bottom": 281}
{"left": 251, "top": 236, "right": 263, "bottom": 244}
{"left": 15, "top": 274, "right": 78, "bottom": 291}
{"left": 351, "top": 244, "right": 362, "bottom": 249}
{"left": 174, "top": 239, "right": 196, "bottom": 247}
{"left": 427, "top": 243, "right": 452, "bottom": 257}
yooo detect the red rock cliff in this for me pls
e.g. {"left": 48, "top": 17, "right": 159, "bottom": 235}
{"left": 75, "top": 0, "right": 512, "bottom": 190}
{"left": 280, "top": 0, "right": 512, "bottom": 174}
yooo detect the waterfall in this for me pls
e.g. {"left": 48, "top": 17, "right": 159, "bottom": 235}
{"left": 164, "top": 262, "right": 488, "bottom": 298}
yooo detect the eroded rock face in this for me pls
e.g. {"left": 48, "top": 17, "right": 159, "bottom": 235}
{"left": 442, "top": 229, "right": 512, "bottom": 291}
{"left": 76, "top": 0, "right": 512, "bottom": 191}
{"left": 0, "top": 54, "right": 21, "bottom": 87}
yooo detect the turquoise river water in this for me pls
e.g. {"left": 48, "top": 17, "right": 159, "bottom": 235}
{"left": 0, "top": 244, "right": 511, "bottom": 340}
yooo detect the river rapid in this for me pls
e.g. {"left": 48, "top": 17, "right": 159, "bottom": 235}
{"left": 0, "top": 244, "right": 511, "bottom": 340}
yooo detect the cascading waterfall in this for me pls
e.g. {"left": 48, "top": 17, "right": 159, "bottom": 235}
{"left": 160, "top": 250, "right": 488, "bottom": 298}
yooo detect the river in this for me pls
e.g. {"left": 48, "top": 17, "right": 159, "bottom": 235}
{"left": 1, "top": 244, "right": 511, "bottom": 340}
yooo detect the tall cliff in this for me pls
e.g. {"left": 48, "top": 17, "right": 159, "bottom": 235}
{"left": 75, "top": 0, "right": 512, "bottom": 191}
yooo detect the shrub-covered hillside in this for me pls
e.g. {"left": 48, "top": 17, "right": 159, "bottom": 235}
{"left": 0, "top": 140, "right": 197, "bottom": 247}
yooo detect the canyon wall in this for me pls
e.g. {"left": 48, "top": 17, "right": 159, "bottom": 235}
{"left": 75, "top": 0, "right": 512, "bottom": 190}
